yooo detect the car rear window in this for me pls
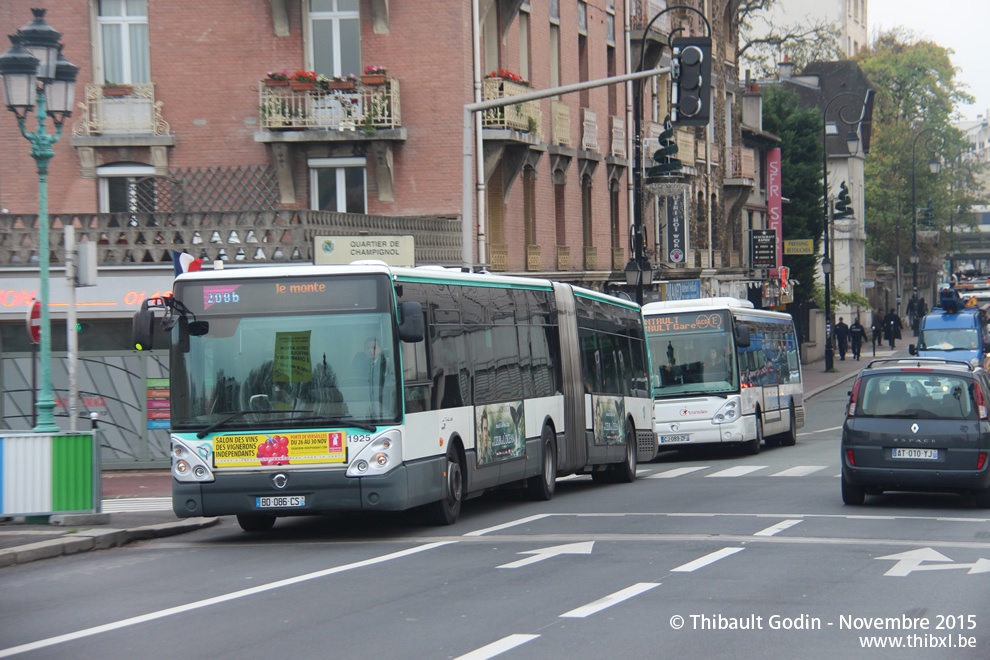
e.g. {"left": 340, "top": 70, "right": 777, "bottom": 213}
{"left": 857, "top": 373, "right": 977, "bottom": 419}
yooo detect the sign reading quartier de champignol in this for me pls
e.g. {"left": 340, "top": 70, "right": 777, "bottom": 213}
{"left": 314, "top": 235, "right": 415, "bottom": 267}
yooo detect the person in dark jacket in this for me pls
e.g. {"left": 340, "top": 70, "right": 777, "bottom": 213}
{"left": 883, "top": 308, "right": 902, "bottom": 348}
{"left": 835, "top": 317, "right": 850, "bottom": 360}
{"left": 872, "top": 315, "right": 883, "bottom": 350}
{"left": 849, "top": 317, "right": 867, "bottom": 361}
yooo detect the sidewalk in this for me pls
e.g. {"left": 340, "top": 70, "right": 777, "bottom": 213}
{"left": 804, "top": 343, "right": 906, "bottom": 400}
{"left": 0, "top": 470, "right": 218, "bottom": 568}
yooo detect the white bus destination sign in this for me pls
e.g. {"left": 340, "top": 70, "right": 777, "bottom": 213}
{"left": 314, "top": 235, "right": 415, "bottom": 267}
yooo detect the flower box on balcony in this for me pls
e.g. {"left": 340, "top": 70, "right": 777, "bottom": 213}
{"left": 361, "top": 74, "right": 386, "bottom": 86}
{"left": 102, "top": 85, "right": 133, "bottom": 97}
{"left": 290, "top": 80, "right": 315, "bottom": 91}
{"left": 327, "top": 80, "right": 356, "bottom": 90}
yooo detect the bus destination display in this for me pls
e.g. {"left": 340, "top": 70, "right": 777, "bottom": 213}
{"left": 645, "top": 311, "right": 727, "bottom": 334}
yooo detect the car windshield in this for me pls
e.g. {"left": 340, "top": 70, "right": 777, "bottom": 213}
{"left": 919, "top": 328, "right": 979, "bottom": 351}
{"left": 856, "top": 373, "right": 977, "bottom": 419}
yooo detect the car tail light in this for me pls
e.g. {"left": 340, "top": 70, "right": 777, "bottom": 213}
{"left": 846, "top": 449, "right": 855, "bottom": 466}
{"left": 978, "top": 453, "right": 987, "bottom": 470}
{"left": 974, "top": 382, "right": 989, "bottom": 420}
{"left": 847, "top": 378, "right": 862, "bottom": 417}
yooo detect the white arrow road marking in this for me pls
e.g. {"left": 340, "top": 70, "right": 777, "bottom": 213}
{"left": 454, "top": 634, "right": 540, "bottom": 660}
{"left": 671, "top": 547, "right": 745, "bottom": 572}
{"left": 878, "top": 548, "right": 990, "bottom": 576}
{"left": 560, "top": 582, "right": 660, "bottom": 618}
{"left": 753, "top": 519, "right": 803, "bottom": 537}
{"left": 497, "top": 541, "right": 595, "bottom": 569}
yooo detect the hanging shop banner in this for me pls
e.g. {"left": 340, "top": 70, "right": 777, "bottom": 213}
{"left": 767, "top": 148, "right": 783, "bottom": 277}
{"left": 666, "top": 196, "right": 687, "bottom": 264}
{"left": 752, "top": 229, "right": 777, "bottom": 269}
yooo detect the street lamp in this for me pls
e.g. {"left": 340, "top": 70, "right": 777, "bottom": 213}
{"left": 0, "top": 9, "right": 78, "bottom": 433}
{"left": 631, "top": 5, "right": 710, "bottom": 304}
{"left": 820, "top": 91, "right": 866, "bottom": 372}
{"left": 911, "top": 127, "right": 942, "bottom": 302}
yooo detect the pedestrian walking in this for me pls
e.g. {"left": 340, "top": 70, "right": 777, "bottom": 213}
{"left": 850, "top": 317, "right": 867, "bottom": 361}
{"left": 883, "top": 308, "right": 902, "bottom": 349}
{"left": 835, "top": 317, "right": 850, "bottom": 360}
{"left": 871, "top": 314, "right": 883, "bottom": 354}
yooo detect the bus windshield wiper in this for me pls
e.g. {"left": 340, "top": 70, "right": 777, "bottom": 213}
{"left": 196, "top": 409, "right": 314, "bottom": 438}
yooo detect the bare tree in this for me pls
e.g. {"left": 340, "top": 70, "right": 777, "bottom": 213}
{"left": 738, "top": 0, "right": 844, "bottom": 78}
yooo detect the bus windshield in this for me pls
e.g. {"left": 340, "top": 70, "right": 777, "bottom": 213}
{"left": 168, "top": 275, "right": 401, "bottom": 430}
{"left": 645, "top": 311, "right": 738, "bottom": 396}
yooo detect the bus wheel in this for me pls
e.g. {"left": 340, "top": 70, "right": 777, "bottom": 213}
{"left": 526, "top": 426, "right": 557, "bottom": 501}
{"left": 426, "top": 447, "right": 463, "bottom": 525}
{"left": 745, "top": 415, "right": 763, "bottom": 455}
{"left": 613, "top": 421, "right": 638, "bottom": 483}
{"left": 779, "top": 406, "right": 797, "bottom": 447}
{"left": 236, "top": 514, "right": 276, "bottom": 532}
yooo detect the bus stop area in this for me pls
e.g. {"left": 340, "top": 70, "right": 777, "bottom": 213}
{"left": 1, "top": 346, "right": 901, "bottom": 568}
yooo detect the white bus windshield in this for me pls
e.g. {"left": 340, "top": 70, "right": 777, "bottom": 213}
{"left": 645, "top": 311, "right": 738, "bottom": 396}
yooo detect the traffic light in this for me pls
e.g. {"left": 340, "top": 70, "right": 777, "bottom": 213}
{"left": 671, "top": 36, "right": 712, "bottom": 127}
{"left": 647, "top": 116, "right": 682, "bottom": 176}
{"left": 834, "top": 181, "right": 853, "bottom": 219}
{"left": 919, "top": 199, "right": 936, "bottom": 229}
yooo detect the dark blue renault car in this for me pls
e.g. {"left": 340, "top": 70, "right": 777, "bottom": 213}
{"left": 841, "top": 357, "right": 990, "bottom": 506}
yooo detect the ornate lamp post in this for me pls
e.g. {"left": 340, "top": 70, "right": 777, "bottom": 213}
{"left": 0, "top": 9, "right": 78, "bottom": 432}
{"left": 820, "top": 91, "right": 865, "bottom": 372}
{"left": 911, "top": 127, "right": 942, "bottom": 300}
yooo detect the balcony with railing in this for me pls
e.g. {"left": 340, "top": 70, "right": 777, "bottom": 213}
{"left": 611, "top": 116, "right": 626, "bottom": 159}
{"left": 72, "top": 83, "right": 170, "bottom": 137}
{"left": 481, "top": 77, "right": 543, "bottom": 140}
{"left": 258, "top": 78, "right": 401, "bottom": 135}
{"left": 726, "top": 145, "right": 756, "bottom": 183}
{"left": 551, "top": 101, "right": 571, "bottom": 147}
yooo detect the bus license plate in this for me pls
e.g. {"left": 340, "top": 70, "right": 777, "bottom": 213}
{"left": 891, "top": 448, "right": 938, "bottom": 460}
{"left": 660, "top": 434, "right": 689, "bottom": 444}
{"left": 256, "top": 496, "right": 305, "bottom": 509}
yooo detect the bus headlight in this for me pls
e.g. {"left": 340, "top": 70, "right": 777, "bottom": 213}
{"left": 171, "top": 436, "right": 215, "bottom": 483}
{"left": 347, "top": 429, "right": 402, "bottom": 477}
{"left": 712, "top": 399, "right": 741, "bottom": 424}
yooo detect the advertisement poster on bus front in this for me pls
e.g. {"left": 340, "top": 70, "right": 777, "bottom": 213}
{"left": 212, "top": 431, "right": 347, "bottom": 468}
{"left": 593, "top": 395, "right": 624, "bottom": 446}
{"left": 476, "top": 401, "right": 525, "bottom": 465}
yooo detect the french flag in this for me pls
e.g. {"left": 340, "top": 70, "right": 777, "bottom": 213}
{"left": 172, "top": 250, "right": 203, "bottom": 277}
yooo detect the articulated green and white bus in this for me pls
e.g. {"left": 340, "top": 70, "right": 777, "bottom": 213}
{"left": 133, "top": 264, "right": 657, "bottom": 530}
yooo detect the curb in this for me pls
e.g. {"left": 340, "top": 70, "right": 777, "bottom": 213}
{"left": 0, "top": 517, "right": 220, "bottom": 568}
{"left": 805, "top": 369, "right": 860, "bottom": 401}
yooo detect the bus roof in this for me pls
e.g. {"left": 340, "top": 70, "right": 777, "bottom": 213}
{"left": 643, "top": 297, "right": 754, "bottom": 313}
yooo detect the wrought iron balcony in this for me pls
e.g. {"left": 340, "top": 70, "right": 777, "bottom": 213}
{"left": 258, "top": 79, "right": 401, "bottom": 133}
{"left": 481, "top": 77, "right": 542, "bottom": 139}
{"left": 581, "top": 108, "right": 598, "bottom": 152}
{"left": 551, "top": 101, "right": 571, "bottom": 147}
{"left": 72, "top": 83, "right": 170, "bottom": 137}
{"left": 727, "top": 145, "right": 756, "bottom": 180}
{"left": 611, "top": 116, "right": 626, "bottom": 158}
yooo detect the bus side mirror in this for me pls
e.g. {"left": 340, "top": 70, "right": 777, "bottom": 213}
{"left": 132, "top": 304, "right": 155, "bottom": 351}
{"left": 398, "top": 301, "right": 425, "bottom": 342}
{"left": 735, "top": 322, "right": 751, "bottom": 348}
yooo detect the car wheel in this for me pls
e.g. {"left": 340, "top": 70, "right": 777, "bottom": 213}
{"left": 841, "top": 474, "right": 865, "bottom": 505}
{"left": 426, "top": 446, "right": 463, "bottom": 525}
{"left": 612, "top": 421, "right": 638, "bottom": 484}
{"left": 236, "top": 514, "right": 276, "bottom": 532}
{"left": 745, "top": 415, "right": 763, "bottom": 455}
{"left": 526, "top": 426, "right": 557, "bottom": 501}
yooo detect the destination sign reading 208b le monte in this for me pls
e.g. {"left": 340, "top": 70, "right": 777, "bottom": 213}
{"left": 645, "top": 311, "right": 727, "bottom": 334}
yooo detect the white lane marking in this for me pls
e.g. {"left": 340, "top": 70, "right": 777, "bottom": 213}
{"left": 648, "top": 466, "right": 710, "bottom": 478}
{"left": 706, "top": 465, "right": 766, "bottom": 478}
{"left": 101, "top": 497, "right": 172, "bottom": 512}
{"left": 559, "top": 582, "right": 661, "bottom": 618}
{"left": 556, "top": 474, "right": 586, "bottom": 481}
{"left": 0, "top": 542, "right": 454, "bottom": 660}
{"left": 753, "top": 519, "right": 803, "bottom": 537}
{"left": 497, "top": 541, "right": 594, "bottom": 569}
{"left": 454, "top": 634, "right": 540, "bottom": 660}
{"left": 671, "top": 547, "right": 745, "bottom": 572}
{"left": 463, "top": 514, "right": 553, "bottom": 537}
{"left": 798, "top": 425, "right": 843, "bottom": 437}
{"left": 771, "top": 466, "right": 827, "bottom": 477}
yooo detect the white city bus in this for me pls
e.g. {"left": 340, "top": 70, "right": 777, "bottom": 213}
{"left": 133, "top": 264, "right": 657, "bottom": 530}
{"left": 641, "top": 297, "right": 804, "bottom": 454}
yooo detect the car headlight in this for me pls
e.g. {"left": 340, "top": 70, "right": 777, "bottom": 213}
{"left": 712, "top": 398, "right": 741, "bottom": 424}
{"left": 346, "top": 429, "right": 402, "bottom": 477}
{"left": 171, "top": 436, "right": 215, "bottom": 483}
